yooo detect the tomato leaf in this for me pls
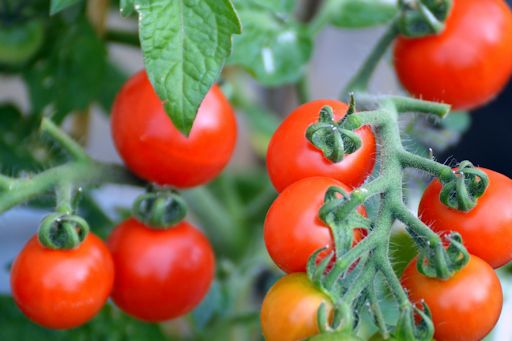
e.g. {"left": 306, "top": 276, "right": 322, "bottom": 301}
{"left": 229, "top": 2, "right": 313, "bottom": 86}
{"left": 23, "top": 18, "right": 107, "bottom": 122}
{"left": 327, "top": 0, "right": 398, "bottom": 28}
{"left": 50, "top": 0, "right": 82, "bottom": 15}
{"left": 120, "top": 0, "right": 136, "bottom": 16}
{"left": 133, "top": 0, "right": 241, "bottom": 135}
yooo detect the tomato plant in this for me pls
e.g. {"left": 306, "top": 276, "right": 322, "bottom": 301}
{"left": 394, "top": 0, "right": 512, "bottom": 110}
{"left": 10, "top": 233, "right": 114, "bottom": 329}
{"left": 264, "top": 176, "right": 365, "bottom": 273}
{"left": 107, "top": 218, "right": 215, "bottom": 322}
{"left": 266, "top": 99, "right": 376, "bottom": 192}
{"left": 419, "top": 168, "right": 512, "bottom": 268}
{"left": 111, "top": 71, "right": 237, "bottom": 188}
{"left": 260, "top": 273, "right": 333, "bottom": 341}
{"left": 401, "top": 255, "right": 503, "bottom": 341}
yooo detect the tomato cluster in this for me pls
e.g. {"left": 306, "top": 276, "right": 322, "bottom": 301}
{"left": 10, "top": 71, "right": 237, "bottom": 328}
{"left": 404, "top": 167, "right": 512, "bottom": 341}
{"left": 261, "top": 99, "right": 375, "bottom": 340}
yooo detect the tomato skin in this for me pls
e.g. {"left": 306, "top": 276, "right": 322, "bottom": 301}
{"left": 394, "top": 0, "right": 512, "bottom": 111}
{"left": 266, "top": 100, "right": 375, "bottom": 192}
{"left": 107, "top": 218, "right": 215, "bottom": 322}
{"left": 10, "top": 233, "right": 114, "bottom": 329}
{"left": 261, "top": 273, "right": 333, "bottom": 341}
{"left": 264, "top": 176, "right": 365, "bottom": 273}
{"left": 111, "top": 71, "right": 237, "bottom": 188}
{"left": 401, "top": 256, "right": 502, "bottom": 341}
{"left": 419, "top": 168, "right": 512, "bottom": 268}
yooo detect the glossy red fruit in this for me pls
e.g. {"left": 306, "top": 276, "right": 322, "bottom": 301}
{"left": 264, "top": 176, "right": 366, "bottom": 273}
{"left": 419, "top": 168, "right": 512, "bottom": 268}
{"left": 401, "top": 255, "right": 502, "bottom": 341}
{"left": 111, "top": 71, "right": 237, "bottom": 188}
{"left": 10, "top": 233, "right": 114, "bottom": 329}
{"left": 394, "top": 0, "right": 512, "bottom": 110}
{"left": 107, "top": 218, "right": 215, "bottom": 322}
{"left": 266, "top": 99, "right": 376, "bottom": 192}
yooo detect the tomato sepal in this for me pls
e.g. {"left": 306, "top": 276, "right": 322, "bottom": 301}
{"left": 132, "top": 186, "right": 187, "bottom": 228}
{"left": 38, "top": 212, "right": 90, "bottom": 250}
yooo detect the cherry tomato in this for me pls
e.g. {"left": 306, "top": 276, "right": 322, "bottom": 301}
{"left": 10, "top": 233, "right": 114, "bottom": 329}
{"left": 260, "top": 273, "right": 333, "bottom": 341}
{"left": 111, "top": 71, "right": 237, "bottom": 188}
{"left": 401, "top": 255, "right": 502, "bottom": 341}
{"left": 266, "top": 99, "right": 376, "bottom": 192}
{"left": 419, "top": 168, "right": 512, "bottom": 268}
{"left": 107, "top": 218, "right": 215, "bottom": 322}
{"left": 394, "top": 0, "right": 512, "bottom": 110}
{"left": 264, "top": 176, "right": 366, "bottom": 273}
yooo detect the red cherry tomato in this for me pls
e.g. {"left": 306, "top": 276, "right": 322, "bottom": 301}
{"left": 10, "top": 233, "right": 114, "bottom": 329}
{"left": 264, "top": 176, "right": 366, "bottom": 273}
{"left": 266, "top": 100, "right": 376, "bottom": 192}
{"left": 401, "top": 255, "right": 502, "bottom": 341}
{"left": 107, "top": 218, "right": 215, "bottom": 322}
{"left": 260, "top": 273, "right": 334, "bottom": 341}
{"left": 111, "top": 71, "right": 237, "bottom": 188}
{"left": 394, "top": 0, "right": 512, "bottom": 110}
{"left": 419, "top": 168, "right": 512, "bottom": 268}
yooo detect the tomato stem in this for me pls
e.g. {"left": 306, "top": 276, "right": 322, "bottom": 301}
{"left": 41, "top": 118, "right": 90, "bottom": 162}
{"left": 341, "top": 22, "right": 399, "bottom": 98}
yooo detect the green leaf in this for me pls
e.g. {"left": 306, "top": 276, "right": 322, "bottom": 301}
{"left": 229, "top": 7, "right": 313, "bottom": 86}
{"left": 134, "top": 0, "right": 241, "bottom": 135}
{"left": 0, "top": 21, "right": 45, "bottom": 66}
{"left": 50, "top": 0, "right": 82, "bottom": 15}
{"left": 0, "top": 296, "right": 166, "bottom": 340}
{"left": 120, "top": 0, "right": 136, "bottom": 16}
{"left": 328, "top": 0, "right": 398, "bottom": 28}
{"left": 234, "top": 0, "right": 296, "bottom": 13}
{"left": 23, "top": 18, "right": 107, "bottom": 122}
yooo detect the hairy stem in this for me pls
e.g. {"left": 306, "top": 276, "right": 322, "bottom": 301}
{"left": 341, "top": 23, "right": 399, "bottom": 98}
{"left": 41, "top": 118, "right": 90, "bottom": 161}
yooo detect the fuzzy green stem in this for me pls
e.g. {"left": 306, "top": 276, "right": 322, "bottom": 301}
{"left": 41, "top": 118, "right": 90, "bottom": 161}
{"left": 389, "top": 96, "right": 451, "bottom": 118}
{"left": 399, "top": 150, "right": 453, "bottom": 181}
{"left": 394, "top": 205, "right": 440, "bottom": 245}
{"left": 368, "top": 280, "right": 389, "bottom": 338}
{"left": 378, "top": 249, "right": 410, "bottom": 307}
{"left": 341, "top": 23, "right": 399, "bottom": 98}
{"left": 343, "top": 262, "right": 376, "bottom": 303}
{"left": 55, "top": 182, "right": 74, "bottom": 214}
{"left": 0, "top": 162, "right": 140, "bottom": 214}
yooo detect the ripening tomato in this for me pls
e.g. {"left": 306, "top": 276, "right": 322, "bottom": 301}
{"left": 401, "top": 256, "right": 502, "bottom": 341}
{"left": 107, "top": 218, "right": 215, "bottom": 322}
{"left": 419, "top": 168, "right": 512, "bottom": 268}
{"left": 264, "top": 176, "right": 366, "bottom": 273}
{"left": 10, "top": 233, "right": 114, "bottom": 329}
{"left": 111, "top": 71, "right": 237, "bottom": 188}
{"left": 394, "top": 0, "right": 512, "bottom": 110}
{"left": 266, "top": 99, "right": 376, "bottom": 192}
{"left": 261, "top": 273, "right": 334, "bottom": 341}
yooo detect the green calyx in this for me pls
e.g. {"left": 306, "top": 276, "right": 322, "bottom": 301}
{"left": 439, "top": 161, "right": 488, "bottom": 212}
{"left": 397, "top": 0, "right": 453, "bottom": 37}
{"left": 415, "top": 232, "right": 469, "bottom": 279}
{"left": 306, "top": 97, "right": 363, "bottom": 163}
{"left": 394, "top": 302, "right": 434, "bottom": 341}
{"left": 38, "top": 213, "right": 90, "bottom": 249}
{"left": 132, "top": 187, "right": 187, "bottom": 228}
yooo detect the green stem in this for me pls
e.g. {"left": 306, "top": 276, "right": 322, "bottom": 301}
{"left": 393, "top": 205, "right": 440, "bottom": 245}
{"left": 341, "top": 22, "right": 399, "bottom": 98}
{"left": 105, "top": 28, "right": 140, "bottom": 47}
{"left": 245, "top": 182, "right": 276, "bottom": 218}
{"left": 378, "top": 249, "right": 410, "bottom": 307}
{"left": 296, "top": 74, "right": 311, "bottom": 104}
{"left": 55, "top": 182, "right": 74, "bottom": 214}
{"left": 343, "top": 262, "right": 376, "bottom": 303}
{"left": 389, "top": 96, "right": 451, "bottom": 118}
{"left": 0, "top": 174, "right": 11, "bottom": 189}
{"left": 399, "top": 150, "right": 452, "bottom": 180}
{"left": 0, "top": 162, "right": 140, "bottom": 214}
{"left": 368, "top": 280, "right": 389, "bottom": 338}
{"left": 41, "top": 118, "right": 90, "bottom": 161}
